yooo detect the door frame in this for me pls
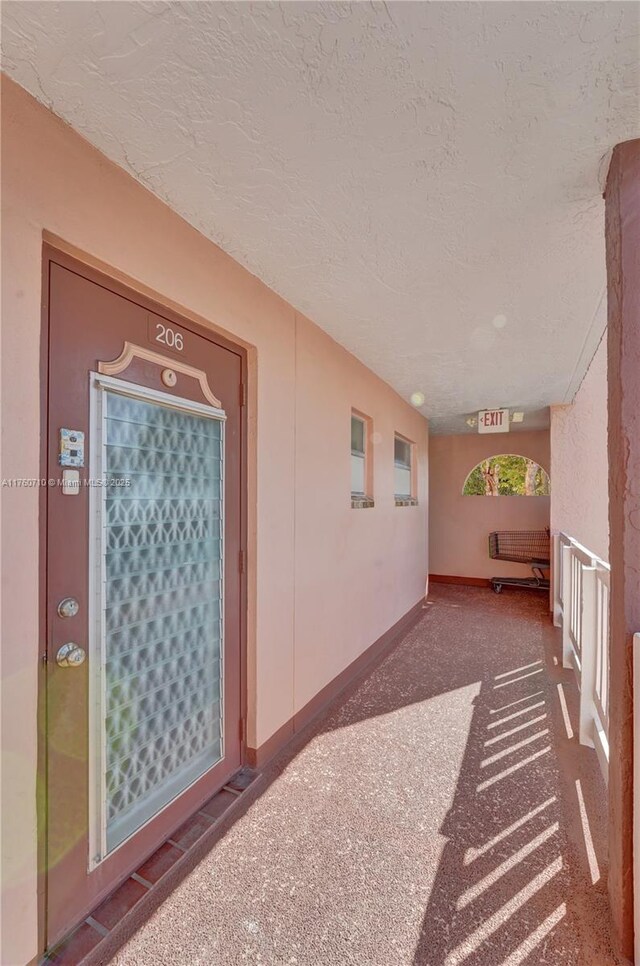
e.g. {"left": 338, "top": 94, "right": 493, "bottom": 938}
{"left": 37, "top": 241, "right": 248, "bottom": 957}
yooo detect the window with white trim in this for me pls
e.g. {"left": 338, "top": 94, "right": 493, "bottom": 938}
{"left": 394, "top": 434, "right": 416, "bottom": 505}
{"left": 351, "top": 412, "right": 373, "bottom": 507}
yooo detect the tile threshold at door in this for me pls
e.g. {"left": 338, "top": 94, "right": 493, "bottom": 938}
{"left": 45, "top": 768, "right": 259, "bottom": 966}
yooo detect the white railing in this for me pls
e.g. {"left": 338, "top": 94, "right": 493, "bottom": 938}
{"left": 553, "top": 531, "right": 610, "bottom": 780}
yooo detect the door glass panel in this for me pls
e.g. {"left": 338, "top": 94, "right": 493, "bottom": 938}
{"left": 98, "top": 388, "right": 224, "bottom": 854}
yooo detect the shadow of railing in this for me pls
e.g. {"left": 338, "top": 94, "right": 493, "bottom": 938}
{"left": 410, "top": 657, "right": 599, "bottom": 965}
{"left": 257, "top": 586, "right": 612, "bottom": 965}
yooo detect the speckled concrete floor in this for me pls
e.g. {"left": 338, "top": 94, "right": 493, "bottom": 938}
{"left": 114, "top": 585, "right": 616, "bottom": 966}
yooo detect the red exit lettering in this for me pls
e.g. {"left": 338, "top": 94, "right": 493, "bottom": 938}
{"left": 486, "top": 411, "right": 503, "bottom": 426}
{"left": 478, "top": 409, "right": 510, "bottom": 434}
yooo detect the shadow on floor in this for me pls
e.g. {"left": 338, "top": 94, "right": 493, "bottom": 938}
{"left": 113, "top": 584, "right": 615, "bottom": 966}
{"left": 410, "top": 667, "right": 609, "bottom": 965}
{"left": 287, "top": 586, "right": 613, "bottom": 965}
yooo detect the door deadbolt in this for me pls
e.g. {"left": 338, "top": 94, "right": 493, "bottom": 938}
{"left": 57, "top": 597, "right": 80, "bottom": 619}
{"left": 56, "top": 643, "right": 86, "bottom": 668}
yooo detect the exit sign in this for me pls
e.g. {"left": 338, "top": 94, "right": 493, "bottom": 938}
{"left": 478, "top": 409, "right": 510, "bottom": 433}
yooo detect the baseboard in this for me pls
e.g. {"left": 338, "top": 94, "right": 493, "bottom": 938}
{"left": 429, "top": 574, "right": 491, "bottom": 588}
{"left": 246, "top": 717, "right": 294, "bottom": 769}
{"left": 247, "top": 596, "right": 426, "bottom": 769}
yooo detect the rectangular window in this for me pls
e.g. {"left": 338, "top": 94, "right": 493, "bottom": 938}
{"left": 351, "top": 411, "right": 373, "bottom": 507}
{"left": 351, "top": 415, "right": 365, "bottom": 496}
{"left": 394, "top": 434, "right": 416, "bottom": 505}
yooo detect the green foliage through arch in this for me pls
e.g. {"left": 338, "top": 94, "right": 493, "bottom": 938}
{"left": 463, "top": 455, "right": 550, "bottom": 496}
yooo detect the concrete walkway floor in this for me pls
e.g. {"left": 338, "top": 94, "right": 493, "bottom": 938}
{"left": 114, "top": 585, "right": 616, "bottom": 966}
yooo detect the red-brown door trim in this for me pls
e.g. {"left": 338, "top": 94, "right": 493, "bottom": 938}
{"left": 38, "top": 241, "right": 248, "bottom": 958}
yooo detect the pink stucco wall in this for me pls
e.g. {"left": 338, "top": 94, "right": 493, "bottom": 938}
{"left": 1, "top": 77, "right": 428, "bottom": 964}
{"left": 550, "top": 337, "right": 609, "bottom": 562}
{"left": 429, "top": 430, "right": 551, "bottom": 580}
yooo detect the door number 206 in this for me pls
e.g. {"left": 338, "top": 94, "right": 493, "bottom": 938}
{"left": 154, "top": 323, "right": 184, "bottom": 351}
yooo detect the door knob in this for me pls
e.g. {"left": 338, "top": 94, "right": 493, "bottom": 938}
{"left": 56, "top": 642, "right": 86, "bottom": 668}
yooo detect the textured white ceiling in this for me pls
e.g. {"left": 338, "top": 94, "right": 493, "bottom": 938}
{"left": 3, "top": 2, "right": 638, "bottom": 433}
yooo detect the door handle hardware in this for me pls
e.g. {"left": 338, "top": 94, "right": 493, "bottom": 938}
{"left": 56, "top": 643, "right": 86, "bottom": 668}
{"left": 57, "top": 597, "right": 80, "bottom": 619}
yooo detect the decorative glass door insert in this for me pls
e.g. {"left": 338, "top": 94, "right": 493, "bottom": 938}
{"left": 89, "top": 375, "right": 225, "bottom": 861}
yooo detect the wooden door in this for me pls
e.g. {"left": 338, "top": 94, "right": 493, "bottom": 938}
{"left": 43, "top": 250, "right": 245, "bottom": 947}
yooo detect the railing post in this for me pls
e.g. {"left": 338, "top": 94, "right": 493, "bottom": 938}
{"left": 561, "top": 543, "right": 573, "bottom": 668}
{"left": 552, "top": 533, "right": 562, "bottom": 627}
{"left": 578, "top": 566, "right": 597, "bottom": 748}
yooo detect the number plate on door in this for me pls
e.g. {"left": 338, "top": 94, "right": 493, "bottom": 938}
{"left": 147, "top": 315, "right": 185, "bottom": 354}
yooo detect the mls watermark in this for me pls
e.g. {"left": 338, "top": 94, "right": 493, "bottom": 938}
{"left": 1, "top": 478, "right": 132, "bottom": 488}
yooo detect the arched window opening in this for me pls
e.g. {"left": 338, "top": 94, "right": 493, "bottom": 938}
{"left": 462, "top": 455, "right": 550, "bottom": 496}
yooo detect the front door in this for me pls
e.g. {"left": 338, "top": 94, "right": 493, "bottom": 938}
{"left": 43, "top": 249, "right": 245, "bottom": 948}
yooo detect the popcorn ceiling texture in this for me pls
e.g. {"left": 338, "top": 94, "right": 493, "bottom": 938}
{"left": 2, "top": 2, "right": 639, "bottom": 433}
